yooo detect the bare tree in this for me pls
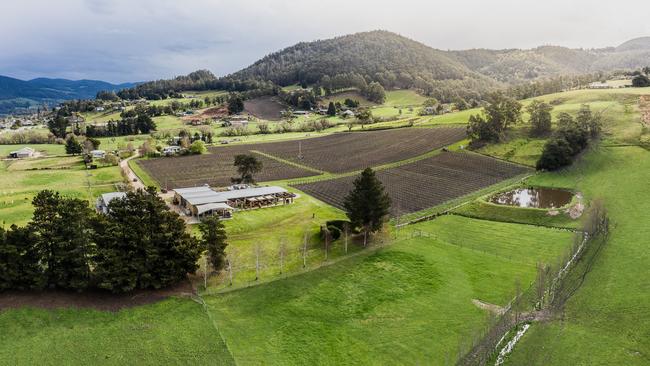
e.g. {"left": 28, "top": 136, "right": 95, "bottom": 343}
{"left": 226, "top": 250, "right": 236, "bottom": 286}
{"left": 278, "top": 237, "right": 287, "bottom": 275}
{"left": 255, "top": 243, "right": 262, "bottom": 281}
{"left": 322, "top": 227, "right": 332, "bottom": 261}
{"left": 302, "top": 231, "right": 309, "bottom": 268}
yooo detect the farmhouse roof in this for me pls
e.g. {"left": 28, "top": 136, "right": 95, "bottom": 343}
{"left": 101, "top": 192, "right": 127, "bottom": 204}
{"left": 10, "top": 147, "right": 35, "bottom": 154}
{"left": 175, "top": 186, "right": 288, "bottom": 206}
{"left": 195, "top": 202, "right": 233, "bottom": 215}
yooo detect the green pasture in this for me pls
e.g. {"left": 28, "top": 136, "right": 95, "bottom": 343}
{"left": 0, "top": 298, "right": 234, "bottom": 365}
{"left": 0, "top": 155, "right": 123, "bottom": 226}
{"left": 204, "top": 215, "right": 573, "bottom": 365}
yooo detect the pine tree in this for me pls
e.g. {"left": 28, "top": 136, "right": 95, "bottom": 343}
{"left": 327, "top": 102, "right": 336, "bottom": 116}
{"left": 29, "top": 190, "right": 94, "bottom": 290}
{"left": 93, "top": 188, "right": 202, "bottom": 292}
{"left": 65, "top": 135, "right": 83, "bottom": 155}
{"left": 198, "top": 216, "right": 228, "bottom": 272}
{"left": 343, "top": 168, "right": 391, "bottom": 246}
{"left": 0, "top": 225, "right": 44, "bottom": 290}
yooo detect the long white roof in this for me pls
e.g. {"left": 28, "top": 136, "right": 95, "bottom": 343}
{"left": 196, "top": 202, "right": 233, "bottom": 215}
{"left": 175, "top": 186, "right": 288, "bottom": 206}
{"left": 101, "top": 192, "right": 127, "bottom": 204}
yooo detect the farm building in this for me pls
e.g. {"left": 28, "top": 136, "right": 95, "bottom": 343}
{"left": 588, "top": 82, "right": 612, "bottom": 89}
{"left": 162, "top": 146, "right": 182, "bottom": 155}
{"left": 96, "top": 192, "right": 127, "bottom": 214}
{"left": 9, "top": 147, "right": 35, "bottom": 158}
{"left": 173, "top": 185, "right": 296, "bottom": 219}
{"left": 91, "top": 150, "right": 106, "bottom": 159}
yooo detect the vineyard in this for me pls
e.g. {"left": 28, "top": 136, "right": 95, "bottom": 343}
{"left": 292, "top": 152, "right": 530, "bottom": 216}
{"left": 137, "top": 144, "right": 318, "bottom": 189}
{"left": 254, "top": 127, "right": 466, "bottom": 173}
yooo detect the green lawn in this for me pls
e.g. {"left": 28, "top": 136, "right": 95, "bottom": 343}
{"left": 201, "top": 186, "right": 348, "bottom": 289}
{"left": 204, "top": 215, "right": 573, "bottom": 365}
{"left": 0, "top": 298, "right": 235, "bottom": 365}
{"left": 0, "top": 144, "right": 65, "bottom": 157}
{"left": 0, "top": 154, "right": 123, "bottom": 226}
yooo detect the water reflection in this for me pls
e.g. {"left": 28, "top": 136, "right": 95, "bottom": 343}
{"left": 489, "top": 188, "right": 573, "bottom": 209}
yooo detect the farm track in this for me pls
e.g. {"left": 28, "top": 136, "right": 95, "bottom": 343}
{"left": 293, "top": 152, "right": 530, "bottom": 216}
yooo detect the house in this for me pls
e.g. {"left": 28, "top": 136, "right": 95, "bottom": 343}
{"left": 9, "top": 147, "right": 35, "bottom": 158}
{"left": 588, "top": 82, "right": 612, "bottom": 89}
{"left": 96, "top": 192, "right": 127, "bottom": 214}
{"left": 162, "top": 146, "right": 182, "bottom": 155}
{"left": 95, "top": 106, "right": 105, "bottom": 112}
{"left": 173, "top": 185, "right": 296, "bottom": 219}
{"left": 341, "top": 110, "right": 355, "bottom": 118}
{"left": 90, "top": 150, "right": 106, "bottom": 159}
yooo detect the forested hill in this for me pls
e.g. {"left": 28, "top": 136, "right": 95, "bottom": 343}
{"left": 231, "top": 30, "right": 489, "bottom": 86}
{"left": 116, "top": 31, "right": 650, "bottom": 102}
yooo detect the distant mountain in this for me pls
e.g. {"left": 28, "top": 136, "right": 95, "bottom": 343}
{"left": 0, "top": 76, "right": 136, "bottom": 114}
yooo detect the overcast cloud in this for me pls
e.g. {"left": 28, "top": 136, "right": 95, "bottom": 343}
{"left": 1, "top": 0, "right": 649, "bottom": 83}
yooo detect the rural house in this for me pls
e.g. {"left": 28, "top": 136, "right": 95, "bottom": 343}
{"left": 9, "top": 147, "right": 35, "bottom": 158}
{"left": 96, "top": 192, "right": 127, "bottom": 214}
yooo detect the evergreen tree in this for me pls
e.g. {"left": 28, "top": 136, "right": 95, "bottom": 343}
{"left": 0, "top": 225, "right": 44, "bottom": 290}
{"left": 527, "top": 100, "right": 553, "bottom": 137}
{"left": 198, "top": 216, "right": 228, "bottom": 272}
{"left": 29, "top": 190, "right": 94, "bottom": 290}
{"left": 93, "top": 188, "right": 202, "bottom": 292}
{"left": 343, "top": 168, "right": 391, "bottom": 246}
{"left": 65, "top": 135, "right": 83, "bottom": 155}
{"left": 327, "top": 102, "right": 336, "bottom": 116}
{"left": 228, "top": 94, "right": 245, "bottom": 114}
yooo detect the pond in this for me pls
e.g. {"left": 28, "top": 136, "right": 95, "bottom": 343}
{"left": 488, "top": 187, "right": 574, "bottom": 209}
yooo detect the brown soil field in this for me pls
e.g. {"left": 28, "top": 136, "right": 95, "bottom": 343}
{"left": 292, "top": 152, "right": 530, "bottom": 216}
{"left": 244, "top": 96, "right": 286, "bottom": 121}
{"left": 137, "top": 144, "right": 319, "bottom": 189}
{"left": 255, "top": 127, "right": 466, "bottom": 173}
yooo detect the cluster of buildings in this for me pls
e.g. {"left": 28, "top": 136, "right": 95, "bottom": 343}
{"left": 96, "top": 185, "right": 296, "bottom": 220}
{"left": 173, "top": 185, "right": 296, "bottom": 219}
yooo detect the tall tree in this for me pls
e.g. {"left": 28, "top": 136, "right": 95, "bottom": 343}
{"left": 232, "top": 154, "right": 263, "bottom": 184}
{"left": 65, "top": 135, "right": 83, "bottom": 155}
{"left": 228, "top": 94, "right": 245, "bottom": 114}
{"left": 527, "top": 100, "right": 553, "bottom": 137}
{"left": 93, "top": 188, "right": 202, "bottom": 292}
{"left": 0, "top": 225, "right": 43, "bottom": 290}
{"left": 327, "top": 102, "right": 336, "bottom": 116}
{"left": 198, "top": 216, "right": 228, "bottom": 272}
{"left": 343, "top": 168, "right": 391, "bottom": 246}
{"left": 467, "top": 92, "right": 522, "bottom": 143}
{"left": 29, "top": 190, "right": 94, "bottom": 290}
{"left": 364, "top": 82, "right": 386, "bottom": 104}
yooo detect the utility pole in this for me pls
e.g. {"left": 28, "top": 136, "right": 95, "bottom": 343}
{"left": 204, "top": 255, "right": 208, "bottom": 289}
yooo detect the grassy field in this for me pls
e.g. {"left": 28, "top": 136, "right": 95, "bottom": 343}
{"left": 504, "top": 145, "right": 650, "bottom": 365}
{"left": 0, "top": 144, "right": 65, "bottom": 157}
{"left": 201, "top": 186, "right": 348, "bottom": 289}
{"left": 204, "top": 215, "right": 573, "bottom": 365}
{"left": 0, "top": 155, "right": 123, "bottom": 226}
{"left": 0, "top": 298, "right": 235, "bottom": 365}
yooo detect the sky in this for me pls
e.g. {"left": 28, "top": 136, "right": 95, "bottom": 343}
{"left": 1, "top": 0, "right": 649, "bottom": 83}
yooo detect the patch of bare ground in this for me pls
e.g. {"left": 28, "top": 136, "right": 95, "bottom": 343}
{"left": 0, "top": 279, "right": 196, "bottom": 312}
{"left": 472, "top": 299, "right": 505, "bottom": 315}
{"left": 244, "top": 96, "right": 286, "bottom": 121}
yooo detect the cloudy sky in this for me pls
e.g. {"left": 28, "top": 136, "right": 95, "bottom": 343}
{"left": 1, "top": 0, "right": 649, "bottom": 83}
